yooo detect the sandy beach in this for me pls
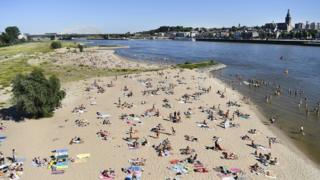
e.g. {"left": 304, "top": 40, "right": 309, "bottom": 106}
{"left": 0, "top": 48, "right": 320, "bottom": 180}
{"left": 30, "top": 46, "right": 161, "bottom": 69}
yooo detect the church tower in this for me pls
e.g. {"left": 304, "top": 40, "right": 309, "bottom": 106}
{"left": 285, "top": 9, "right": 292, "bottom": 26}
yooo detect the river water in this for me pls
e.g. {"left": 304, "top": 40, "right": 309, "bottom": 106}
{"left": 80, "top": 39, "right": 320, "bottom": 165}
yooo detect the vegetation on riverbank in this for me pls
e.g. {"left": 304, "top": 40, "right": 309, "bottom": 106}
{"left": 0, "top": 42, "right": 78, "bottom": 88}
{"left": 0, "top": 42, "right": 161, "bottom": 89}
{"left": 174, "top": 60, "right": 218, "bottom": 69}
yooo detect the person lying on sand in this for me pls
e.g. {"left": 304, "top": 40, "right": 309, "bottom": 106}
{"left": 241, "top": 134, "right": 252, "bottom": 141}
{"left": 100, "top": 168, "right": 115, "bottom": 179}
{"left": 184, "top": 135, "right": 198, "bottom": 142}
{"left": 179, "top": 146, "right": 195, "bottom": 155}
{"left": 222, "top": 151, "right": 238, "bottom": 160}
{"left": 69, "top": 136, "right": 83, "bottom": 145}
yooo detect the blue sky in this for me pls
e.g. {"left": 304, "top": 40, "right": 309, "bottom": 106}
{"left": 1, "top": 0, "right": 319, "bottom": 34}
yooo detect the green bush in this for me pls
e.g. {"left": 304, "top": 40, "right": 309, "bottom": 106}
{"left": 78, "top": 44, "right": 84, "bottom": 52}
{"left": 11, "top": 69, "right": 66, "bottom": 118}
{"left": 50, "top": 41, "right": 62, "bottom": 49}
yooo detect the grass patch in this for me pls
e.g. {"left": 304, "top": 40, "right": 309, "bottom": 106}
{"left": 0, "top": 57, "right": 34, "bottom": 87}
{"left": 0, "top": 41, "right": 80, "bottom": 87}
{"left": 0, "top": 41, "right": 78, "bottom": 58}
{"left": 174, "top": 60, "right": 218, "bottom": 69}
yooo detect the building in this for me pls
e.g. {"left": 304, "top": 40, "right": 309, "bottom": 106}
{"left": 264, "top": 9, "right": 293, "bottom": 32}
{"left": 18, "top": 33, "right": 28, "bottom": 40}
{"left": 310, "top": 22, "right": 316, "bottom": 30}
{"left": 295, "top": 23, "right": 305, "bottom": 30}
{"left": 305, "top": 21, "right": 310, "bottom": 29}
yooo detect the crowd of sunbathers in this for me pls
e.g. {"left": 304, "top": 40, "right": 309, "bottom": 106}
{"left": 0, "top": 150, "right": 24, "bottom": 179}
{"left": 3, "top": 70, "right": 283, "bottom": 179}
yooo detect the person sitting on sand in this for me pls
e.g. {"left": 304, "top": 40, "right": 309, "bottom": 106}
{"left": 214, "top": 139, "right": 223, "bottom": 151}
{"left": 103, "top": 119, "right": 111, "bottom": 125}
{"left": 203, "top": 120, "right": 207, "bottom": 126}
{"left": 186, "top": 153, "right": 198, "bottom": 164}
{"left": 248, "top": 129, "right": 257, "bottom": 134}
{"left": 0, "top": 152, "right": 4, "bottom": 165}
{"left": 251, "top": 140, "right": 257, "bottom": 148}
{"left": 270, "top": 157, "right": 278, "bottom": 165}
{"left": 141, "top": 137, "right": 148, "bottom": 146}
{"left": 250, "top": 163, "right": 260, "bottom": 173}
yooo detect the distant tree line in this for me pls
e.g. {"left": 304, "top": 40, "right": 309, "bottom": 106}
{"left": 0, "top": 26, "right": 22, "bottom": 46}
{"left": 141, "top": 26, "right": 194, "bottom": 35}
{"left": 278, "top": 30, "right": 318, "bottom": 39}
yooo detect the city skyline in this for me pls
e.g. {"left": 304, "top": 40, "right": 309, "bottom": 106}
{"left": 1, "top": 0, "right": 320, "bottom": 34}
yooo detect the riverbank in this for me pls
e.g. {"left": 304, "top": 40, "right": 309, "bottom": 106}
{"left": 196, "top": 38, "right": 320, "bottom": 47}
{"left": 0, "top": 47, "right": 319, "bottom": 179}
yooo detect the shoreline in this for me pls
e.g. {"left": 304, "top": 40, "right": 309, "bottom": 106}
{"left": 196, "top": 38, "right": 320, "bottom": 47}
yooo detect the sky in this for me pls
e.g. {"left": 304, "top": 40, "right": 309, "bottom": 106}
{"left": 1, "top": 0, "right": 319, "bottom": 34}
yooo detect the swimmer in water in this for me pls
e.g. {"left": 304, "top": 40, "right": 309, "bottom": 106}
{"left": 300, "top": 126, "right": 305, "bottom": 135}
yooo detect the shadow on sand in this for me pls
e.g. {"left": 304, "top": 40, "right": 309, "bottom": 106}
{"left": 0, "top": 106, "right": 25, "bottom": 122}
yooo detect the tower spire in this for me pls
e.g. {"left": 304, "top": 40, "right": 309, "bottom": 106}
{"left": 287, "top": 9, "right": 291, "bottom": 17}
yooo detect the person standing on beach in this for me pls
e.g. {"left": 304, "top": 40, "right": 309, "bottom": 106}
{"left": 171, "top": 127, "right": 176, "bottom": 136}
{"left": 269, "top": 138, "right": 272, "bottom": 149}
{"left": 12, "top": 149, "right": 15, "bottom": 162}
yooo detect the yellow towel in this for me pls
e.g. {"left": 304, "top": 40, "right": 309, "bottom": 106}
{"left": 76, "top": 153, "right": 90, "bottom": 159}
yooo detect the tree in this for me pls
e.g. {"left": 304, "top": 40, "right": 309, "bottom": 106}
{"left": 11, "top": 69, "right": 66, "bottom": 118}
{"left": 5, "top": 26, "right": 20, "bottom": 44}
{"left": 50, "top": 41, "right": 62, "bottom": 49}
{"left": 0, "top": 32, "right": 10, "bottom": 44}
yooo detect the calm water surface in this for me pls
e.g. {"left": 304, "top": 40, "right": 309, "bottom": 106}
{"left": 81, "top": 40, "right": 320, "bottom": 165}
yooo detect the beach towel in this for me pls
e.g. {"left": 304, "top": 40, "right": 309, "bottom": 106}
{"left": 51, "top": 169, "right": 65, "bottom": 174}
{"left": 76, "top": 153, "right": 90, "bottom": 159}
{"left": 0, "top": 136, "right": 6, "bottom": 142}
{"left": 100, "top": 176, "right": 115, "bottom": 180}
{"left": 239, "top": 115, "right": 250, "bottom": 119}
{"left": 230, "top": 167, "right": 241, "bottom": 173}
{"left": 54, "top": 164, "right": 68, "bottom": 169}
{"left": 15, "top": 158, "right": 26, "bottom": 163}
{"left": 169, "top": 159, "right": 180, "bottom": 164}
{"left": 52, "top": 149, "right": 68, "bottom": 154}
{"left": 170, "top": 164, "right": 187, "bottom": 174}
{"left": 193, "top": 163, "right": 208, "bottom": 173}
{"left": 197, "top": 123, "right": 209, "bottom": 128}
{"left": 222, "top": 176, "right": 235, "bottom": 180}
